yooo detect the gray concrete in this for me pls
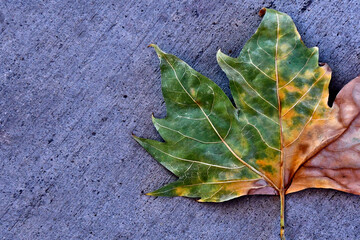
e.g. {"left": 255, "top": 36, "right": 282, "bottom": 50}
{"left": 0, "top": 1, "right": 359, "bottom": 239}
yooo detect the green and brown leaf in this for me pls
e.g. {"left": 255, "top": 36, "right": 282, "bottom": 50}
{"left": 133, "top": 8, "right": 360, "bottom": 239}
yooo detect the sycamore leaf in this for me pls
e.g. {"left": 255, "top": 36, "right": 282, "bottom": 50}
{"left": 133, "top": 8, "right": 360, "bottom": 239}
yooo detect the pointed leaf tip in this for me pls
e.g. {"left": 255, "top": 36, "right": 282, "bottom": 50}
{"left": 145, "top": 192, "right": 156, "bottom": 196}
{"left": 132, "top": 134, "right": 140, "bottom": 143}
{"left": 216, "top": 49, "right": 236, "bottom": 66}
{"left": 216, "top": 49, "right": 225, "bottom": 61}
{"left": 132, "top": 134, "right": 142, "bottom": 143}
{"left": 151, "top": 113, "right": 156, "bottom": 122}
{"left": 148, "top": 44, "right": 165, "bottom": 58}
{"left": 259, "top": 7, "right": 266, "bottom": 17}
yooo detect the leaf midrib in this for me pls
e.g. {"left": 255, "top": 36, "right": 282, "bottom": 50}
{"left": 275, "top": 12, "right": 285, "bottom": 193}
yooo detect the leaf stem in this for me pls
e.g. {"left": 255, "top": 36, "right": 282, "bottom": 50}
{"left": 280, "top": 190, "right": 286, "bottom": 240}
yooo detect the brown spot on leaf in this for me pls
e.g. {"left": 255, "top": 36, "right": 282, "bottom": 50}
{"left": 298, "top": 143, "right": 309, "bottom": 153}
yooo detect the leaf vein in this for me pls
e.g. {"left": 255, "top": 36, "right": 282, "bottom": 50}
{"left": 218, "top": 54, "right": 278, "bottom": 110}
{"left": 281, "top": 68, "right": 329, "bottom": 117}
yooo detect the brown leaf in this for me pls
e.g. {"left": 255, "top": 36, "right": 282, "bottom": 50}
{"left": 287, "top": 76, "right": 360, "bottom": 194}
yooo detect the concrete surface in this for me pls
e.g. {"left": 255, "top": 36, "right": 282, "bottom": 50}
{"left": 0, "top": 1, "right": 359, "bottom": 239}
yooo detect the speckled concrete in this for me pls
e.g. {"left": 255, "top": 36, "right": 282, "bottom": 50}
{"left": 0, "top": 1, "right": 359, "bottom": 239}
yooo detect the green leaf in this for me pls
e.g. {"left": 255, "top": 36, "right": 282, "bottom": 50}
{"left": 133, "top": 8, "right": 357, "bottom": 239}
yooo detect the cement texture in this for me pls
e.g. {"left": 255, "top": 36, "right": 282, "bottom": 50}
{"left": 0, "top": 1, "right": 359, "bottom": 239}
